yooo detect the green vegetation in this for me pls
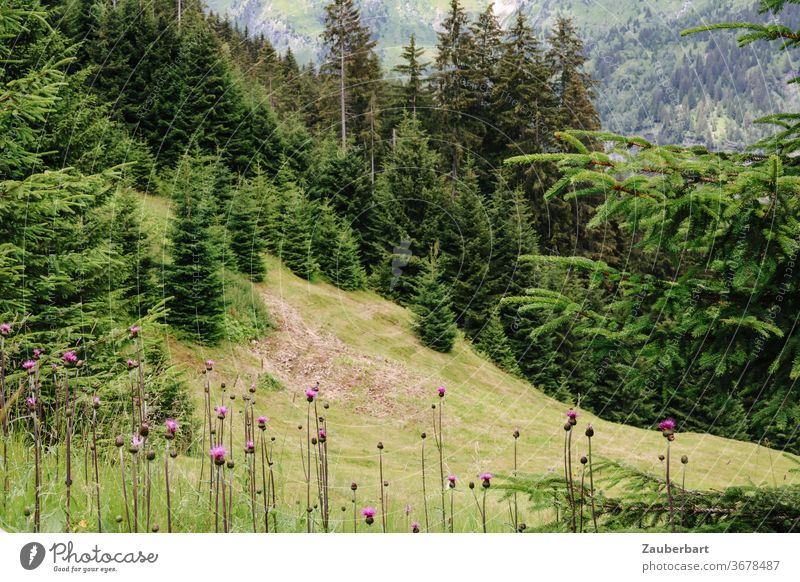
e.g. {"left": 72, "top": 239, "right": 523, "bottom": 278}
{"left": 1, "top": 0, "right": 799, "bottom": 532}
{"left": 205, "top": 0, "right": 798, "bottom": 149}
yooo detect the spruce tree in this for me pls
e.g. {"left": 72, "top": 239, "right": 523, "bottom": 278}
{"left": 109, "top": 190, "right": 159, "bottom": 316}
{"left": 321, "top": 0, "right": 381, "bottom": 149}
{"left": 437, "top": 160, "right": 493, "bottom": 336}
{"left": 467, "top": 3, "right": 504, "bottom": 188}
{"left": 308, "top": 140, "right": 372, "bottom": 223}
{"left": 362, "top": 114, "right": 446, "bottom": 286}
{"left": 467, "top": 2, "right": 502, "bottom": 121}
{"left": 375, "top": 114, "right": 442, "bottom": 242}
{"left": 227, "top": 177, "right": 268, "bottom": 282}
{"left": 393, "top": 34, "right": 430, "bottom": 115}
{"left": 492, "top": 10, "right": 557, "bottom": 157}
{"left": 312, "top": 202, "right": 367, "bottom": 291}
{"left": 547, "top": 17, "right": 600, "bottom": 132}
{"left": 475, "top": 310, "right": 521, "bottom": 375}
{"left": 485, "top": 184, "right": 539, "bottom": 302}
{"left": 277, "top": 189, "right": 319, "bottom": 280}
{"left": 0, "top": 1, "right": 123, "bottom": 344}
{"left": 164, "top": 155, "right": 225, "bottom": 344}
{"left": 505, "top": 127, "right": 800, "bottom": 445}
{"left": 469, "top": 3, "right": 503, "bottom": 87}
{"left": 431, "top": 0, "right": 479, "bottom": 183}
{"left": 412, "top": 253, "right": 457, "bottom": 353}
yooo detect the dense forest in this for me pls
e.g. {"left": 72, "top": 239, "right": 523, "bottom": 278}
{"left": 1, "top": 0, "right": 798, "bottom": 481}
{"left": 208, "top": 0, "right": 800, "bottom": 150}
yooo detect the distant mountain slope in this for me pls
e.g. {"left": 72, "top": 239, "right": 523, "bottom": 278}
{"left": 204, "top": 0, "right": 800, "bottom": 147}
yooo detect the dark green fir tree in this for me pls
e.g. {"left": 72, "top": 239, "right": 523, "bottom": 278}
{"left": 474, "top": 309, "right": 521, "bottom": 376}
{"left": 227, "top": 177, "right": 268, "bottom": 282}
{"left": 431, "top": 0, "right": 479, "bottom": 183}
{"left": 312, "top": 202, "right": 367, "bottom": 291}
{"left": 412, "top": 252, "right": 458, "bottom": 353}
{"left": 393, "top": 34, "right": 430, "bottom": 115}
{"left": 320, "top": 0, "right": 381, "bottom": 149}
{"left": 164, "top": 155, "right": 225, "bottom": 344}
{"left": 277, "top": 189, "right": 319, "bottom": 280}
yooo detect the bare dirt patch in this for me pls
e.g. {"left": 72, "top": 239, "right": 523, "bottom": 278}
{"left": 253, "top": 290, "right": 427, "bottom": 417}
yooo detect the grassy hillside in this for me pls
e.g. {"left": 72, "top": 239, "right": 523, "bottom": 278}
{"left": 3, "top": 253, "right": 797, "bottom": 532}
{"left": 193, "top": 254, "right": 799, "bottom": 490}
{"left": 3, "top": 192, "right": 792, "bottom": 533}
{"left": 153, "top": 181, "right": 799, "bottom": 520}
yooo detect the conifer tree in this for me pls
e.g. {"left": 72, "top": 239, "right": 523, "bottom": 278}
{"left": 475, "top": 310, "right": 521, "bottom": 375}
{"left": 321, "top": 0, "right": 381, "bottom": 149}
{"left": 312, "top": 203, "right": 367, "bottom": 291}
{"left": 547, "top": 17, "right": 600, "bottom": 131}
{"left": 467, "top": 3, "right": 504, "bottom": 188}
{"left": 431, "top": 0, "right": 478, "bottom": 183}
{"left": 109, "top": 190, "right": 159, "bottom": 316}
{"left": 492, "top": 10, "right": 557, "bottom": 157}
{"left": 227, "top": 177, "right": 268, "bottom": 282}
{"left": 485, "top": 184, "right": 539, "bottom": 301}
{"left": 253, "top": 39, "right": 281, "bottom": 108}
{"left": 0, "top": 1, "right": 123, "bottom": 342}
{"left": 307, "top": 140, "right": 374, "bottom": 242}
{"left": 412, "top": 252, "right": 458, "bottom": 353}
{"left": 277, "top": 189, "right": 319, "bottom": 280}
{"left": 437, "top": 161, "right": 492, "bottom": 336}
{"left": 393, "top": 34, "right": 430, "bottom": 115}
{"left": 505, "top": 128, "right": 800, "bottom": 445}
{"left": 373, "top": 115, "right": 443, "bottom": 261}
{"left": 468, "top": 3, "right": 502, "bottom": 114}
{"left": 164, "top": 155, "right": 224, "bottom": 344}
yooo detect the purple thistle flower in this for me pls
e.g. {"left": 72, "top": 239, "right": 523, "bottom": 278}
{"left": 165, "top": 419, "right": 178, "bottom": 435}
{"left": 130, "top": 325, "right": 140, "bottom": 338}
{"left": 659, "top": 418, "right": 676, "bottom": 432}
{"left": 62, "top": 351, "right": 78, "bottom": 365}
{"left": 318, "top": 429, "right": 327, "bottom": 439}
{"left": 411, "top": 521, "right": 420, "bottom": 533}
{"left": 210, "top": 445, "right": 227, "bottom": 462}
{"left": 205, "top": 359, "right": 215, "bottom": 371}
{"left": 0, "top": 323, "right": 10, "bottom": 335}
{"left": 92, "top": 396, "right": 101, "bottom": 409}
{"left": 22, "top": 360, "right": 36, "bottom": 371}
{"left": 405, "top": 504, "right": 413, "bottom": 515}
{"left": 131, "top": 435, "right": 141, "bottom": 449}
{"left": 257, "top": 415, "right": 268, "bottom": 426}
{"left": 32, "top": 348, "right": 43, "bottom": 359}
{"left": 26, "top": 396, "right": 36, "bottom": 408}
{"left": 566, "top": 409, "right": 578, "bottom": 420}
{"left": 437, "top": 385, "right": 446, "bottom": 397}
{"left": 127, "top": 359, "right": 138, "bottom": 369}
{"left": 361, "top": 506, "right": 376, "bottom": 518}
{"left": 50, "top": 363, "right": 58, "bottom": 371}
{"left": 245, "top": 440, "right": 255, "bottom": 452}
{"left": 216, "top": 406, "right": 228, "bottom": 419}
{"left": 479, "top": 472, "right": 493, "bottom": 482}
{"left": 305, "top": 388, "right": 316, "bottom": 402}
{"left": 447, "top": 474, "right": 457, "bottom": 484}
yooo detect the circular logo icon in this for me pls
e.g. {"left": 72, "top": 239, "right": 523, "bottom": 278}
{"left": 20, "top": 542, "right": 46, "bottom": 570}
